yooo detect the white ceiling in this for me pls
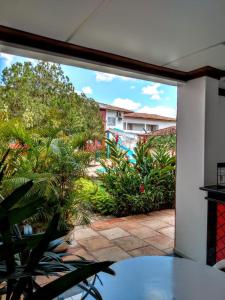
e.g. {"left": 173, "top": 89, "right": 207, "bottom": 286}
{"left": 1, "top": 0, "right": 225, "bottom": 72}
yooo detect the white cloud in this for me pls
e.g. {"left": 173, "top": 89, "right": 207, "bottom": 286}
{"left": 112, "top": 98, "right": 141, "bottom": 110}
{"left": 137, "top": 105, "right": 176, "bottom": 118}
{"left": 0, "top": 53, "right": 14, "bottom": 67}
{"left": 142, "top": 83, "right": 163, "bottom": 100}
{"left": 96, "top": 72, "right": 117, "bottom": 82}
{"left": 96, "top": 71, "right": 135, "bottom": 82}
{"left": 82, "top": 86, "right": 93, "bottom": 95}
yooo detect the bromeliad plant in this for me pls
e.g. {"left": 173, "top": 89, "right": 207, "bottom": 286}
{"left": 0, "top": 152, "right": 114, "bottom": 300}
{"left": 98, "top": 138, "right": 175, "bottom": 216}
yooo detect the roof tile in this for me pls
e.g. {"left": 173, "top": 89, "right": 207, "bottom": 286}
{"left": 124, "top": 112, "right": 176, "bottom": 122}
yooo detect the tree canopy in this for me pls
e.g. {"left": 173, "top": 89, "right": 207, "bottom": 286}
{"left": 0, "top": 61, "right": 103, "bottom": 141}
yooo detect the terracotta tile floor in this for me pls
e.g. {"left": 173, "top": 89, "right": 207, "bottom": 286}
{"left": 68, "top": 209, "right": 175, "bottom": 262}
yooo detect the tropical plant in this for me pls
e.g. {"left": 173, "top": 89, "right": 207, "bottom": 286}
{"left": 0, "top": 59, "right": 106, "bottom": 229}
{"left": 98, "top": 138, "right": 176, "bottom": 216}
{"left": 0, "top": 60, "right": 105, "bottom": 229}
{"left": 0, "top": 151, "right": 114, "bottom": 300}
{"left": 149, "top": 135, "right": 176, "bottom": 154}
{"left": 74, "top": 178, "right": 116, "bottom": 215}
{"left": 0, "top": 125, "right": 92, "bottom": 230}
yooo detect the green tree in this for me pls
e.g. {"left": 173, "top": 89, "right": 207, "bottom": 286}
{"left": 0, "top": 61, "right": 103, "bottom": 140}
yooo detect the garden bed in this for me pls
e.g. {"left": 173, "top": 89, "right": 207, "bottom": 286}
{"left": 75, "top": 138, "right": 176, "bottom": 217}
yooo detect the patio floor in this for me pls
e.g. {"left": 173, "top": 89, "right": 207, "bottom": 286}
{"left": 68, "top": 209, "right": 175, "bottom": 261}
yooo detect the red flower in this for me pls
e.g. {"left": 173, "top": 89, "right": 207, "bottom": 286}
{"left": 115, "top": 134, "right": 119, "bottom": 144}
{"left": 139, "top": 183, "right": 145, "bottom": 193}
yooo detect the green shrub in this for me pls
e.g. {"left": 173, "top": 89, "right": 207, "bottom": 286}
{"left": 98, "top": 139, "right": 175, "bottom": 216}
{"left": 73, "top": 150, "right": 93, "bottom": 170}
{"left": 74, "top": 178, "right": 116, "bottom": 215}
{"left": 0, "top": 125, "right": 92, "bottom": 230}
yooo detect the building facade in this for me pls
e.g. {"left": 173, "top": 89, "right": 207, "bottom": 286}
{"left": 99, "top": 103, "right": 176, "bottom": 134}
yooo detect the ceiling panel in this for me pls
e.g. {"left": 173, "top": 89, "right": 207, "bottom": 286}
{"left": 0, "top": 0, "right": 102, "bottom": 41}
{"left": 166, "top": 44, "right": 225, "bottom": 71}
{"left": 69, "top": 0, "right": 225, "bottom": 67}
{"left": 1, "top": 0, "right": 225, "bottom": 71}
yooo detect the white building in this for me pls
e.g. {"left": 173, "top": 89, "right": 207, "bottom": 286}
{"left": 99, "top": 103, "right": 132, "bottom": 131}
{"left": 99, "top": 103, "right": 176, "bottom": 134}
{"left": 123, "top": 112, "right": 176, "bottom": 134}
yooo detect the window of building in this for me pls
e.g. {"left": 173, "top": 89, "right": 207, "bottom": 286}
{"left": 127, "top": 123, "right": 133, "bottom": 130}
{"left": 127, "top": 123, "right": 145, "bottom": 131}
{"left": 107, "top": 117, "right": 116, "bottom": 126}
{"left": 146, "top": 124, "right": 159, "bottom": 132}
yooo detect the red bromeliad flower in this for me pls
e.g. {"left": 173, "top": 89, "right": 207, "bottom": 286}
{"left": 139, "top": 183, "right": 145, "bottom": 193}
{"left": 115, "top": 134, "right": 119, "bottom": 144}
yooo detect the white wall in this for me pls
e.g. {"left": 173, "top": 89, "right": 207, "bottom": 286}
{"left": 105, "top": 111, "right": 176, "bottom": 133}
{"left": 105, "top": 110, "right": 123, "bottom": 130}
{"left": 123, "top": 116, "right": 176, "bottom": 133}
{"left": 176, "top": 76, "right": 225, "bottom": 264}
{"left": 176, "top": 77, "right": 207, "bottom": 263}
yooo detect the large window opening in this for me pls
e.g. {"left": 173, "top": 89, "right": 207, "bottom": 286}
{"left": 0, "top": 51, "right": 177, "bottom": 262}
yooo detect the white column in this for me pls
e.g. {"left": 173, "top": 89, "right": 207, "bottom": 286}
{"left": 175, "top": 76, "right": 225, "bottom": 264}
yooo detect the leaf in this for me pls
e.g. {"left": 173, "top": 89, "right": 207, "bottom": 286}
{"left": 0, "top": 149, "right": 10, "bottom": 169}
{"left": 7, "top": 198, "right": 43, "bottom": 225}
{"left": 0, "top": 230, "right": 67, "bottom": 259}
{"left": 0, "top": 216, "right": 15, "bottom": 276}
{"left": 0, "top": 165, "right": 7, "bottom": 184}
{"left": 0, "top": 235, "right": 41, "bottom": 260}
{"left": 26, "top": 213, "right": 61, "bottom": 272}
{"left": 31, "top": 261, "right": 114, "bottom": 300}
{"left": 0, "top": 180, "right": 33, "bottom": 220}
{"left": 47, "top": 238, "right": 65, "bottom": 251}
{"left": 10, "top": 213, "right": 61, "bottom": 300}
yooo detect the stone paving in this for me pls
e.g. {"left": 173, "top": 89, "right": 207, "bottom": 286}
{"left": 67, "top": 209, "right": 175, "bottom": 261}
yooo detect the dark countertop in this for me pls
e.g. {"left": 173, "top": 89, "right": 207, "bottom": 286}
{"left": 200, "top": 185, "right": 225, "bottom": 203}
{"left": 200, "top": 185, "right": 225, "bottom": 195}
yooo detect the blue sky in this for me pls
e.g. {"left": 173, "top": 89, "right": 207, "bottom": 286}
{"left": 0, "top": 52, "right": 177, "bottom": 117}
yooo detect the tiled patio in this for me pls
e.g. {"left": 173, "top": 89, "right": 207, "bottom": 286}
{"left": 68, "top": 209, "right": 175, "bottom": 261}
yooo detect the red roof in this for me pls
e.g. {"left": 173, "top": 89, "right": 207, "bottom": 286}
{"left": 150, "top": 126, "right": 176, "bottom": 136}
{"left": 124, "top": 112, "right": 176, "bottom": 122}
{"left": 99, "top": 103, "right": 132, "bottom": 113}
